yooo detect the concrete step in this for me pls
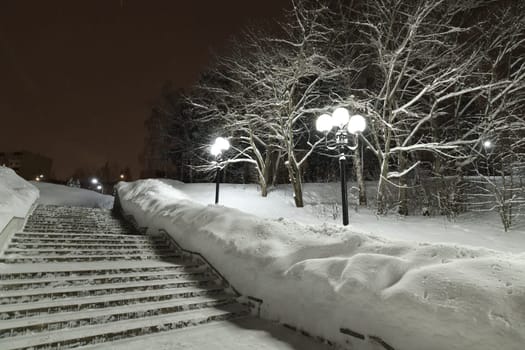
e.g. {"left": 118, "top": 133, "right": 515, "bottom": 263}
{"left": 10, "top": 237, "right": 157, "bottom": 246}
{"left": 24, "top": 223, "right": 128, "bottom": 228}
{"left": 0, "top": 285, "right": 226, "bottom": 319}
{"left": 0, "top": 303, "right": 249, "bottom": 350}
{"left": 12, "top": 232, "right": 149, "bottom": 240}
{"left": 0, "top": 252, "right": 181, "bottom": 263}
{"left": 0, "top": 294, "right": 237, "bottom": 337}
{"left": 0, "top": 261, "right": 201, "bottom": 280}
{"left": 3, "top": 247, "right": 171, "bottom": 256}
{"left": 23, "top": 228, "right": 135, "bottom": 234}
{"left": 8, "top": 242, "right": 162, "bottom": 250}
{"left": 0, "top": 267, "right": 208, "bottom": 290}
{"left": 24, "top": 222, "right": 130, "bottom": 227}
{"left": 0, "top": 277, "right": 218, "bottom": 304}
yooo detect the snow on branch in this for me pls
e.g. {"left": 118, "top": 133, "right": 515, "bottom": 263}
{"left": 387, "top": 161, "right": 421, "bottom": 179}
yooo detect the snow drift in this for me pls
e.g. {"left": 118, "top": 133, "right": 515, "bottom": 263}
{"left": 116, "top": 179, "right": 525, "bottom": 350}
{"left": 0, "top": 167, "right": 39, "bottom": 231}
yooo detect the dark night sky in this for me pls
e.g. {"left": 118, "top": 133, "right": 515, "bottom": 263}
{"left": 0, "top": 0, "right": 287, "bottom": 179}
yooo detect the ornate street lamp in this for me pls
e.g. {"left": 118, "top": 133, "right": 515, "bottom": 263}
{"left": 316, "top": 107, "right": 366, "bottom": 226}
{"left": 210, "top": 137, "right": 230, "bottom": 204}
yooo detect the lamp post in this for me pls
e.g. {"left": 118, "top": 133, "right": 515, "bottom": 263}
{"left": 210, "top": 137, "right": 230, "bottom": 204}
{"left": 316, "top": 107, "right": 366, "bottom": 226}
{"left": 483, "top": 139, "right": 493, "bottom": 177}
{"left": 90, "top": 177, "right": 99, "bottom": 192}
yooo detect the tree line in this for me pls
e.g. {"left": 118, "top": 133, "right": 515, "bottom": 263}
{"left": 143, "top": 0, "right": 525, "bottom": 230}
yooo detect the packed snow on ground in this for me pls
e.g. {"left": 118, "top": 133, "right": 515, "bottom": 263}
{"left": 117, "top": 179, "right": 525, "bottom": 350}
{"left": 33, "top": 181, "right": 114, "bottom": 209}
{"left": 164, "top": 182, "right": 525, "bottom": 253}
{"left": 0, "top": 167, "right": 39, "bottom": 231}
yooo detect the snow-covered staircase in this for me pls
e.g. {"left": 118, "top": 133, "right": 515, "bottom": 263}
{"left": 0, "top": 205, "right": 249, "bottom": 349}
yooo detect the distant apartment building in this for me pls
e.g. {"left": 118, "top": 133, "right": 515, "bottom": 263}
{"left": 0, "top": 151, "right": 53, "bottom": 180}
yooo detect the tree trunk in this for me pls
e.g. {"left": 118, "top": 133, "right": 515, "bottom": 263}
{"left": 353, "top": 146, "right": 367, "bottom": 206}
{"left": 271, "top": 150, "right": 282, "bottom": 187}
{"left": 259, "top": 166, "right": 268, "bottom": 198}
{"left": 286, "top": 159, "right": 304, "bottom": 207}
{"left": 260, "top": 178, "right": 268, "bottom": 197}
{"left": 376, "top": 156, "right": 389, "bottom": 215}
{"left": 398, "top": 151, "right": 408, "bottom": 216}
{"left": 259, "top": 150, "right": 272, "bottom": 197}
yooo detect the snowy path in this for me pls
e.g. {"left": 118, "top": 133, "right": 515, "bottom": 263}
{"left": 84, "top": 317, "right": 333, "bottom": 350}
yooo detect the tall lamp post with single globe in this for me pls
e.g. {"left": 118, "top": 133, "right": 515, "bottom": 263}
{"left": 316, "top": 107, "right": 366, "bottom": 226}
{"left": 210, "top": 137, "right": 230, "bottom": 204}
{"left": 482, "top": 139, "right": 494, "bottom": 177}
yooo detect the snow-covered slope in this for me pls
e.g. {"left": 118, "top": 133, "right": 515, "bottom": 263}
{"left": 116, "top": 179, "right": 525, "bottom": 350}
{"left": 0, "top": 167, "right": 39, "bottom": 231}
{"left": 33, "top": 182, "right": 114, "bottom": 209}
{"left": 159, "top": 181, "right": 525, "bottom": 253}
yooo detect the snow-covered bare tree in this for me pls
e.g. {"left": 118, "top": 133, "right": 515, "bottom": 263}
{"left": 333, "top": 0, "right": 524, "bottom": 215}
{"left": 189, "top": 0, "right": 352, "bottom": 206}
{"left": 187, "top": 49, "right": 282, "bottom": 196}
{"left": 464, "top": 3, "right": 525, "bottom": 230}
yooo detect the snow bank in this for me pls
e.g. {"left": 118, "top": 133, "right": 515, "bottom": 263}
{"left": 154, "top": 181, "right": 525, "bottom": 253}
{"left": 117, "top": 179, "right": 525, "bottom": 350}
{"left": 0, "top": 167, "right": 39, "bottom": 231}
{"left": 33, "top": 182, "right": 114, "bottom": 209}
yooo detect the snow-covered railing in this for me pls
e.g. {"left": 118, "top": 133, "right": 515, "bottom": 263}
{"left": 339, "top": 328, "right": 395, "bottom": 350}
{"left": 112, "top": 191, "right": 146, "bottom": 234}
{"left": 157, "top": 228, "right": 265, "bottom": 317}
{"left": 0, "top": 202, "right": 38, "bottom": 253}
{"left": 158, "top": 229, "right": 241, "bottom": 294}
{"left": 113, "top": 191, "right": 264, "bottom": 316}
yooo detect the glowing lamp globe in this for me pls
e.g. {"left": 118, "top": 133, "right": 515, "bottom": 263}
{"left": 211, "top": 137, "right": 230, "bottom": 157}
{"left": 91, "top": 178, "right": 98, "bottom": 185}
{"left": 215, "top": 137, "right": 230, "bottom": 151}
{"left": 210, "top": 144, "right": 221, "bottom": 157}
{"left": 347, "top": 114, "right": 366, "bottom": 134}
{"left": 316, "top": 114, "right": 333, "bottom": 132}
{"left": 483, "top": 140, "right": 492, "bottom": 149}
{"left": 332, "top": 108, "right": 350, "bottom": 128}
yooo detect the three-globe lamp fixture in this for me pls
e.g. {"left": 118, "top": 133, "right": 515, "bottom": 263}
{"left": 315, "top": 107, "right": 367, "bottom": 226}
